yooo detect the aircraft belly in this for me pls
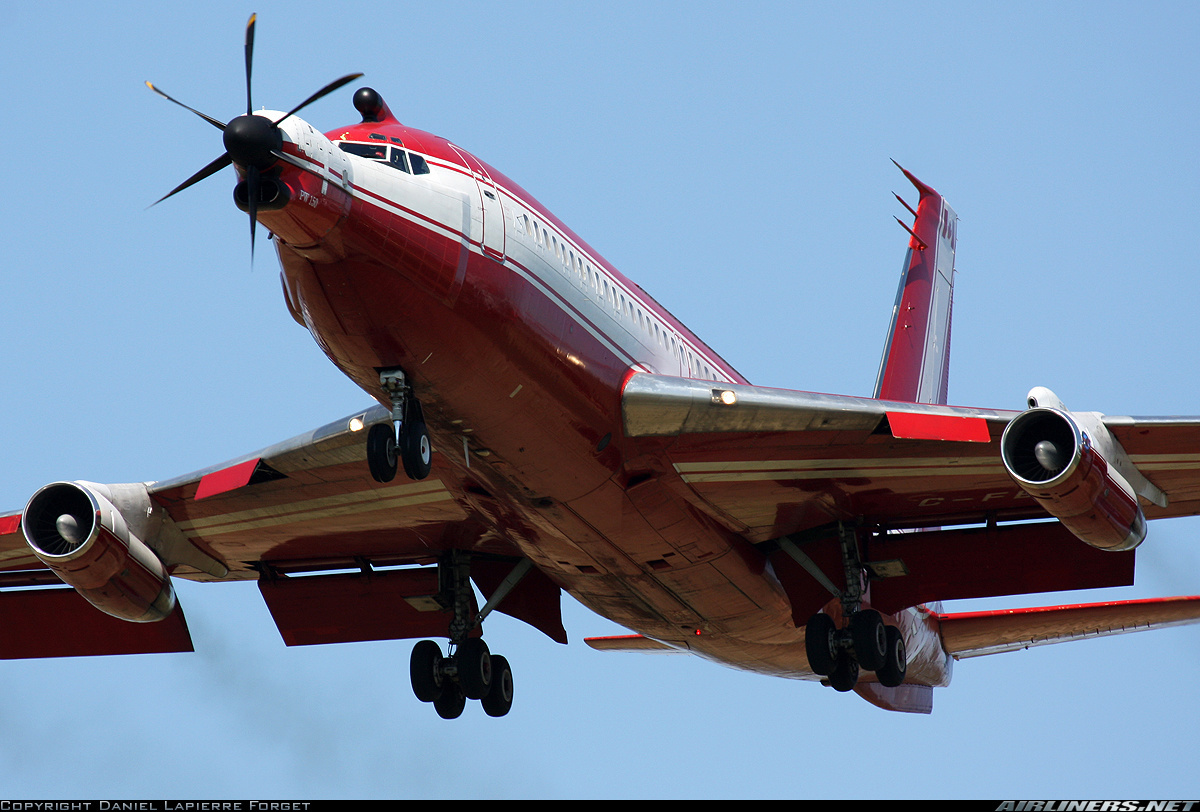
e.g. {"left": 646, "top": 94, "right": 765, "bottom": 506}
{"left": 559, "top": 478, "right": 800, "bottom": 646}
{"left": 274, "top": 171, "right": 812, "bottom": 654}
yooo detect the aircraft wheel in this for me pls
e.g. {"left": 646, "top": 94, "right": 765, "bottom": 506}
{"left": 456, "top": 638, "right": 492, "bottom": 700}
{"left": 400, "top": 401, "right": 432, "bottom": 481}
{"left": 850, "top": 609, "right": 887, "bottom": 671}
{"left": 805, "top": 613, "right": 838, "bottom": 676}
{"left": 481, "top": 655, "right": 514, "bottom": 717}
{"left": 877, "top": 626, "right": 907, "bottom": 688}
{"left": 433, "top": 681, "right": 466, "bottom": 719}
{"left": 366, "top": 423, "right": 397, "bottom": 483}
{"left": 829, "top": 652, "right": 859, "bottom": 693}
{"left": 410, "top": 640, "right": 444, "bottom": 703}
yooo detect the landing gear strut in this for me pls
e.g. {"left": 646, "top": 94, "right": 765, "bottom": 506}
{"left": 408, "top": 552, "right": 522, "bottom": 719}
{"left": 790, "top": 523, "right": 908, "bottom": 692}
{"left": 367, "top": 368, "right": 432, "bottom": 482}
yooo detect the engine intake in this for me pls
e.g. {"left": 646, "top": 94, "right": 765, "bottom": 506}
{"left": 1001, "top": 407, "right": 1145, "bottom": 552}
{"left": 234, "top": 176, "right": 291, "bottom": 213}
{"left": 22, "top": 481, "right": 178, "bottom": 622}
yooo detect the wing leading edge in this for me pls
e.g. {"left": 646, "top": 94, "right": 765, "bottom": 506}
{"left": 0, "top": 405, "right": 570, "bottom": 659}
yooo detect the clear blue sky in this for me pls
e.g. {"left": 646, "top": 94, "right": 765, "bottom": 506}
{"left": 2, "top": 0, "right": 1199, "bottom": 799}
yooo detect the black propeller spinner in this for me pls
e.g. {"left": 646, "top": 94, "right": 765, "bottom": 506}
{"left": 147, "top": 13, "right": 362, "bottom": 258}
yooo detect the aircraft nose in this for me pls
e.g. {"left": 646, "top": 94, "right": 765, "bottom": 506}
{"left": 223, "top": 114, "right": 281, "bottom": 170}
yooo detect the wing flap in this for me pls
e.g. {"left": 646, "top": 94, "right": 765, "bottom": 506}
{"left": 937, "top": 595, "right": 1200, "bottom": 658}
{"left": 258, "top": 567, "right": 461, "bottom": 647}
{"left": 0, "top": 587, "right": 193, "bottom": 659}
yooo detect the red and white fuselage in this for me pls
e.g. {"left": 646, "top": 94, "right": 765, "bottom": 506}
{"left": 248, "top": 103, "right": 953, "bottom": 694}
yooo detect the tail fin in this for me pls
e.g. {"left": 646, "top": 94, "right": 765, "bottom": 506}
{"left": 873, "top": 164, "right": 958, "bottom": 405}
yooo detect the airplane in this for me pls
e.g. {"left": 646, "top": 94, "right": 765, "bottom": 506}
{"left": 3, "top": 15, "right": 1200, "bottom": 719}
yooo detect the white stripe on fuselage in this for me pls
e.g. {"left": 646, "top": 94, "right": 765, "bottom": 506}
{"left": 332, "top": 146, "right": 735, "bottom": 384}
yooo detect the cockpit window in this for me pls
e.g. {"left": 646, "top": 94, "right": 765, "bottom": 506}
{"left": 338, "top": 142, "right": 388, "bottom": 161}
{"left": 338, "top": 141, "right": 432, "bottom": 176}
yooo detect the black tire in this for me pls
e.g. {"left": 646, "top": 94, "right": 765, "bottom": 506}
{"left": 400, "top": 401, "right": 432, "bottom": 481}
{"left": 366, "top": 423, "right": 397, "bottom": 483}
{"left": 805, "top": 613, "right": 838, "bottom": 677}
{"left": 433, "top": 681, "right": 466, "bottom": 719}
{"left": 456, "top": 638, "right": 492, "bottom": 700}
{"left": 829, "top": 651, "right": 859, "bottom": 693}
{"left": 410, "top": 640, "right": 444, "bottom": 703}
{"left": 481, "top": 655, "right": 514, "bottom": 718}
{"left": 850, "top": 609, "right": 887, "bottom": 672}
{"left": 877, "top": 625, "right": 907, "bottom": 688}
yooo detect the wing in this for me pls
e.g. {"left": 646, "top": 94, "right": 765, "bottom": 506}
{"left": 622, "top": 373, "right": 1200, "bottom": 617}
{"left": 0, "top": 405, "right": 567, "bottom": 658}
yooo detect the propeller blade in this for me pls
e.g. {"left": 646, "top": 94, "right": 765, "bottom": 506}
{"left": 273, "top": 72, "right": 364, "bottom": 128}
{"left": 244, "top": 13, "right": 256, "bottom": 116}
{"left": 246, "top": 165, "right": 260, "bottom": 260}
{"left": 151, "top": 152, "right": 232, "bottom": 207}
{"left": 145, "top": 82, "right": 226, "bottom": 131}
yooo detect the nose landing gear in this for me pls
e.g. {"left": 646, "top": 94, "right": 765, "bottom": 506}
{"left": 367, "top": 368, "right": 432, "bottom": 482}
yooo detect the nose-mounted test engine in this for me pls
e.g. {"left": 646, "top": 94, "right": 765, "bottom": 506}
{"left": 146, "top": 13, "right": 360, "bottom": 258}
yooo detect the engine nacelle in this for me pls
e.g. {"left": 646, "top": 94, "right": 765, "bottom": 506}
{"left": 22, "top": 481, "right": 177, "bottom": 622}
{"left": 1001, "top": 405, "right": 1145, "bottom": 551}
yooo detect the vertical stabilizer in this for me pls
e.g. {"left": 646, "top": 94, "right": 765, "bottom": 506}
{"left": 873, "top": 165, "right": 958, "bottom": 405}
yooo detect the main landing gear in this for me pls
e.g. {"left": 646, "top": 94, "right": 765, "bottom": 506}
{"left": 784, "top": 522, "right": 908, "bottom": 692}
{"left": 804, "top": 608, "right": 906, "bottom": 692}
{"left": 410, "top": 638, "right": 515, "bottom": 719}
{"left": 408, "top": 552, "right": 520, "bottom": 719}
{"left": 368, "top": 368, "right": 432, "bottom": 482}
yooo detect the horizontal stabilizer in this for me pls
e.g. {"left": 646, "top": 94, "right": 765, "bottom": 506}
{"left": 937, "top": 595, "right": 1200, "bottom": 658}
{"left": 584, "top": 634, "right": 682, "bottom": 653}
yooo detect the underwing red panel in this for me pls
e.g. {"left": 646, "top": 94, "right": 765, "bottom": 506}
{"left": 867, "top": 522, "right": 1135, "bottom": 614}
{"left": 0, "top": 588, "right": 193, "bottom": 659}
{"left": 258, "top": 568, "right": 475, "bottom": 646}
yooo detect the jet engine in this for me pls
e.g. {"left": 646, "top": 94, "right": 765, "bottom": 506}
{"left": 21, "top": 481, "right": 178, "bottom": 622}
{"left": 1000, "top": 388, "right": 1159, "bottom": 552}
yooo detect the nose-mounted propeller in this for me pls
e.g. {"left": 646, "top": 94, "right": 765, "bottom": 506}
{"left": 147, "top": 14, "right": 362, "bottom": 258}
